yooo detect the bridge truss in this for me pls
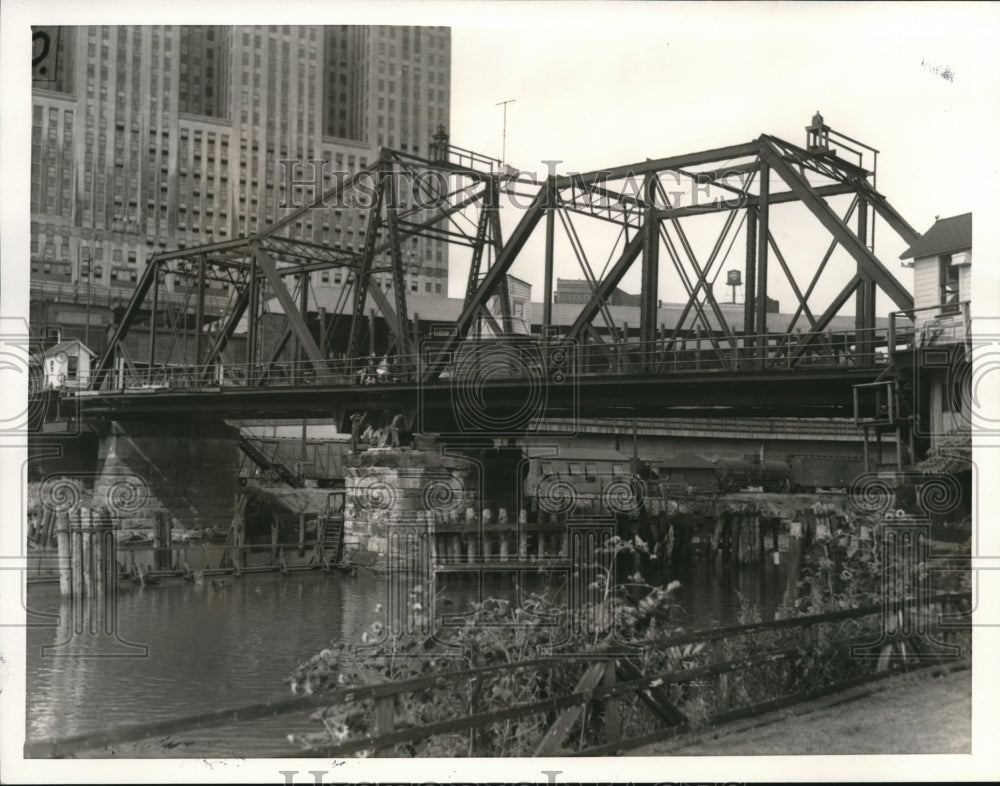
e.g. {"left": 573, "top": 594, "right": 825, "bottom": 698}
{"left": 92, "top": 120, "right": 920, "bottom": 405}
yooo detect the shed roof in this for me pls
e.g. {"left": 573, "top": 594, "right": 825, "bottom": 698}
{"left": 900, "top": 212, "right": 972, "bottom": 260}
{"left": 43, "top": 339, "right": 96, "bottom": 357}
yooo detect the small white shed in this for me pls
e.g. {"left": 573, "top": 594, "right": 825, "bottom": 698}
{"left": 43, "top": 339, "right": 96, "bottom": 390}
{"left": 900, "top": 213, "right": 972, "bottom": 333}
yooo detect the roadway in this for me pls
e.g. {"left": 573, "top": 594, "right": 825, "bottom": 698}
{"left": 70, "top": 364, "right": 889, "bottom": 426}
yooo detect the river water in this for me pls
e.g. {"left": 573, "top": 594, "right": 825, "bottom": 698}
{"left": 25, "top": 560, "right": 789, "bottom": 750}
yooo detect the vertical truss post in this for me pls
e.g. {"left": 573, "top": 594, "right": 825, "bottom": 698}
{"left": 147, "top": 263, "right": 159, "bottom": 383}
{"left": 755, "top": 161, "right": 770, "bottom": 365}
{"left": 194, "top": 254, "right": 206, "bottom": 370}
{"left": 640, "top": 172, "right": 660, "bottom": 371}
{"left": 463, "top": 208, "right": 490, "bottom": 305}
{"left": 385, "top": 167, "right": 410, "bottom": 354}
{"left": 744, "top": 206, "right": 757, "bottom": 348}
{"left": 246, "top": 254, "right": 258, "bottom": 384}
{"left": 543, "top": 180, "right": 555, "bottom": 333}
{"left": 855, "top": 198, "right": 875, "bottom": 367}
{"left": 297, "top": 272, "right": 309, "bottom": 383}
{"left": 348, "top": 158, "right": 386, "bottom": 360}
{"left": 318, "top": 306, "right": 328, "bottom": 356}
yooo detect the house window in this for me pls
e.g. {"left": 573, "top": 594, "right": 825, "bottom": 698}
{"left": 940, "top": 255, "right": 960, "bottom": 312}
{"left": 585, "top": 463, "right": 597, "bottom": 482}
{"left": 568, "top": 463, "right": 582, "bottom": 476}
{"left": 540, "top": 461, "right": 554, "bottom": 476}
{"left": 612, "top": 463, "right": 625, "bottom": 475}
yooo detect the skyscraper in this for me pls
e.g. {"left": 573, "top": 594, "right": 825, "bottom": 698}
{"left": 29, "top": 24, "right": 451, "bottom": 301}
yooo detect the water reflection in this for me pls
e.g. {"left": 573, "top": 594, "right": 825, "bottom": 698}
{"left": 26, "top": 561, "right": 787, "bottom": 745}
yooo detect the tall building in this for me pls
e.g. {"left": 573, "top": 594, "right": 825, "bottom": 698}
{"left": 29, "top": 24, "right": 452, "bottom": 307}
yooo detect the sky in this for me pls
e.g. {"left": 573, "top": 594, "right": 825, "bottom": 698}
{"left": 3, "top": 2, "right": 999, "bottom": 324}
{"left": 441, "top": 3, "right": 1000, "bottom": 318}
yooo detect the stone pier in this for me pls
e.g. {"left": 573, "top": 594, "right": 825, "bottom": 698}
{"left": 95, "top": 420, "right": 240, "bottom": 533}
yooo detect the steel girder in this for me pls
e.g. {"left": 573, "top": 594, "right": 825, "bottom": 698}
{"left": 94, "top": 128, "right": 920, "bottom": 394}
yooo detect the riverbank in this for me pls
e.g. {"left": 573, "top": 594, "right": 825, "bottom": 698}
{"left": 631, "top": 664, "right": 970, "bottom": 756}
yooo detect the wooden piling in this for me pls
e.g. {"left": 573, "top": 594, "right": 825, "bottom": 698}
{"left": 37, "top": 506, "right": 53, "bottom": 550}
{"left": 71, "top": 510, "right": 84, "bottom": 600}
{"left": 519, "top": 530, "right": 529, "bottom": 561}
{"left": 93, "top": 509, "right": 107, "bottom": 600}
{"left": 56, "top": 511, "right": 72, "bottom": 597}
{"left": 712, "top": 639, "right": 729, "bottom": 709}
{"left": 81, "top": 507, "right": 94, "bottom": 600}
{"left": 785, "top": 519, "right": 803, "bottom": 607}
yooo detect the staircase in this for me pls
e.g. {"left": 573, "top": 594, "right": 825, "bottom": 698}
{"left": 318, "top": 513, "right": 345, "bottom": 567}
{"left": 238, "top": 435, "right": 303, "bottom": 488}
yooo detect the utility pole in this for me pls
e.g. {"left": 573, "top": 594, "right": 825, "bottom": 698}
{"left": 496, "top": 98, "right": 515, "bottom": 167}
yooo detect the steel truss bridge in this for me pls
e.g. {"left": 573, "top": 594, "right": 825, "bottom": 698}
{"left": 77, "top": 120, "right": 921, "bottom": 429}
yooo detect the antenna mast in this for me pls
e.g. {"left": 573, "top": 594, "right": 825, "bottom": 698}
{"left": 496, "top": 98, "right": 515, "bottom": 167}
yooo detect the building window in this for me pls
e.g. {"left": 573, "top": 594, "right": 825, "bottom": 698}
{"left": 568, "top": 463, "right": 583, "bottom": 476}
{"left": 940, "top": 255, "right": 960, "bottom": 312}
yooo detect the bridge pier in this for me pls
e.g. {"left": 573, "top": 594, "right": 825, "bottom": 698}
{"left": 96, "top": 420, "right": 240, "bottom": 534}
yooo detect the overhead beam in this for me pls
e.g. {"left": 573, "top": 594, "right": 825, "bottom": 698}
{"left": 554, "top": 141, "right": 760, "bottom": 189}
{"left": 653, "top": 182, "right": 858, "bottom": 220}
{"left": 759, "top": 139, "right": 914, "bottom": 312}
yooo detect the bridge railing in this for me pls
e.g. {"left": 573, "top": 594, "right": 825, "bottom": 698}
{"left": 889, "top": 301, "right": 971, "bottom": 353}
{"left": 89, "top": 328, "right": 893, "bottom": 394}
{"left": 572, "top": 328, "right": 891, "bottom": 376}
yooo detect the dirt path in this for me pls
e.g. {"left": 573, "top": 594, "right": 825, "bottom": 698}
{"left": 632, "top": 667, "right": 970, "bottom": 756}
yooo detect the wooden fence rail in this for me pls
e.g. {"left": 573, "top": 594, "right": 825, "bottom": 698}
{"left": 24, "top": 591, "right": 969, "bottom": 759}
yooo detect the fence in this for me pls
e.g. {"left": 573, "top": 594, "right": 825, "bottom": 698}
{"left": 24, "top": 590, "right": 969, "bottom": 758}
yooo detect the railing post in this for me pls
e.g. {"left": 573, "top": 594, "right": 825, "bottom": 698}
{"left": 602, "top": 659, "right": 621, "bottom": 745}
{"left": 712, "top": 638, "right": 729, "bottom": 711}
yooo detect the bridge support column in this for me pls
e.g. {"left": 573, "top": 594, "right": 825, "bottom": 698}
{"left": 96, "top": 420, "right": 240, "bottom": 534}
